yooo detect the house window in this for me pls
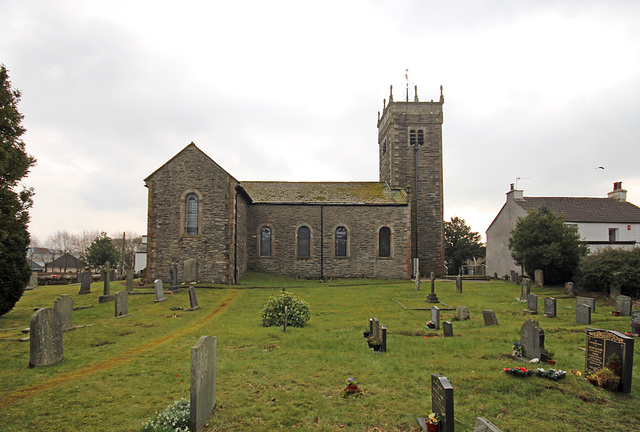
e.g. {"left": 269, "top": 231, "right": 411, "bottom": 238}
{"left": 260, "top": 227, "right": 272, "bottom": 257}
{"left": 297, "top": 226, "right": 311, "bottom": 258}
{"left": 379, "top": 227, "right": 391, "bottom": 257}
{"left": 185, "top": 193, "right": 199, "bottom": 235}
{"left": 609, "top": 228, "right": 618, "bottom": 242}
{"left": 409, "top": 129, "right": 424, "bottom": 147}
{"left": 335, "top": 226, "right": 347, "bottom": 257}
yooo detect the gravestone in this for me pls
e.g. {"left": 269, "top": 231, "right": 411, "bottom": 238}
{"left": 114, "top": 290, "right": 130, "bottom": 318}
{"left": 169, "top": 262, "right": 179, "bottom": 290}
{"left": 364, "top": 318, "right": 387, "bottom": 352}
{"left": 455, "top": 275, "right": 462, "bottom": 294}
{"left": 154, "top": 279, "right": 166, "bottom": 303}
{"left": 431, "top": 374, "right": 454, "bottom": 432}
{"left": 615, "top": 295, "right": 632, "bottom": 316}
{"left": 474, "top": 417, "right": 503, "bottom": 432}
{"left": 526, "top": 294, "right": 538, "bottom": 314}
{"left": 577, "top": 297, "right": 596, "bottom": 313}
{"left": 519, "top": 319, "right": 547, "bottom": 361}
{"left": 456, "top": 305, "right": 470, "bottom": 321}
{"left": 110, "top": 269, "right": 118, "bottom": 281}
{"left": 534, "top": 269, "right": 544, "bottom": 287}
{"left": 565, "top": 281, "right": 575, "bottom": 295}
{"left": 28, "top": 272, "right": 38, "bottom": 290}
{"left": 53, "top": 294, "right": 73, "bottom": 330}
{"left": 482, "top": 310, "right": 498, "bottom": 326}
{"left": 510, "top": 270, "right": 518, "bottom": 284}
{"left": 632, "top": 310, "right": 640, "bottom": 336}
{"left": 520, "top": 278, "right": 530, "bottom": 301}
{"left": 125, "top": 269, "right": 134, "bottom": 293}
{"left": 99, "top": 265, "right": 114, "bottom": 303}
{"left": 426, "top": 272, "right": 439, "bottom": 303}
{"left": 184, "top": 258, "right": 198, "bottom": 283}
{"left": 585, "top": 327, "right": 634, "bottom": 393}
{"left": 431, "top": 306, "right": 440, "bottom": 330}
{"left": 188, "top": 287, "right": 200, "bottom": 311}
{"left": 443, "top": 321, "right": 453, "bottom": 337}
{"left": 610, "top": 286, "right": 622, "bottom": 299}
{"left": 544, "top": 297, "right": 557, "bottom": 318}
{"left": 29, "top": 308, "right": 63, "bottom": 368}
{"left": 413, "top": 258, "right": 419, "bottom": 279}
{"left": 78, "top": 268, "right": 92, "bottom": 294}
{"left": 190, "top": 335, "right": 217, "bottom": 432}
{"left": 415, "top": 271, "right": 420, "bottom": 291}
{"left": 576, "top": 304, "right": 591, "bottom": 325}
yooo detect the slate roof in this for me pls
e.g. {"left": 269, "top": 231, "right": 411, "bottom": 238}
{"left": 515, "top": 197, "right": 640, "bottom": 223}
{"left": 240, "top": 181, "right": 407, "bottom": 205}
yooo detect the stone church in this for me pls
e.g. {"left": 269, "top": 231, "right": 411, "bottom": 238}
{"left": 144, "top": 85, "right": 445, "bottom": 284}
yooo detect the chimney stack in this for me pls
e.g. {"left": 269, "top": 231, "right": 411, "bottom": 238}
{"left": 607, "top": 182, "right": 627, "bottom": 201}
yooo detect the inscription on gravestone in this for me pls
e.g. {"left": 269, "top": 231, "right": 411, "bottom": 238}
{"left": 431, "top": 374, "right": 454, "bottom": 432}
{"left": 544, "top": 297, "right": 556, "bottom": 318}
{"left": 585, "top": 328, "right": 634, "bottom": 393}
{"left": 615, "top": 295, "right": 632, "bottom": 316}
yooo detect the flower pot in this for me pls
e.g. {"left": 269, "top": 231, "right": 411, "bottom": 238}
{"left": 613, "top": 311, "right": 620, "bottom": 316}
{"left": 345, "top": 384, "right": 359, "bottom": 391}
{"left": 426, "top": 422, "right": 439, "bottom": 431}
{"left": 586, "top": 376, "right": 598, "bottom": 386}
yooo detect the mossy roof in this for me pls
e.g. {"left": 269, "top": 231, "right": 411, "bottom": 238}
{"left": 240, "top": 181, "right": 407, "bottom": 205}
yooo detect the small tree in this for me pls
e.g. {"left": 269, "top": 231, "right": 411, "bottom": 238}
{"left": 261, "top": 292, "right": 311, "bottom": 328}
{"left": 509, "top": 204, "right": 588, "bottom": 285}
{"left": 576, "top": 247, "right": 640, "bottom": 297}
{"left": 84, "top": 232, "right": 122, "bottom": 270}
{"left": 0, "top": 65, "right": 36, "bottom": 316}
{"left": 444, "top": 217, "right": 485, "bottom": 275}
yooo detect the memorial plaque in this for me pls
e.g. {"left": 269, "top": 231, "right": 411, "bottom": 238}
{"left": 431, "top": 374, "right": 454, "bottom": 432}
{"left": 585, "top": 327, "right": 634, "bottom": 393}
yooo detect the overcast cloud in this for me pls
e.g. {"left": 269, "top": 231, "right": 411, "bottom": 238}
{"left": 2, "top": 0, "right": 640, "bottom": 243}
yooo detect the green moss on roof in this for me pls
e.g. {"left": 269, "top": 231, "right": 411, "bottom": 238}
{"left": 240, "top": 181, "right": 407, "bottom": 205}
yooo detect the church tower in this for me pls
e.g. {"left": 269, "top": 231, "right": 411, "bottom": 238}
{"left": 377, "top": 84, "right": 444, "bottom": 277}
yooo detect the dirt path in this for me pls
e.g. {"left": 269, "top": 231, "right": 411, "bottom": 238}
{"left": 0, "top": 289, "right": 241, "bottom": 408}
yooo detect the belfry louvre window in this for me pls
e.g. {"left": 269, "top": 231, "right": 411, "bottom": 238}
{"left": 297, "top": 226, "right": 311, "bottom": 258}
{"left": 409, "top": 129, "right": 424, "bottom": 146}
{"left": 379, "top": 227, "right": 391, "bottom": 257}
{"left": 335, "top": 226, "right": 347, "bottom": 257}
{"left": 260, "top": 227, "right": 272, "bottom": 257}
{"left": 185, "top": 193, "right": 199, "bottom": 235}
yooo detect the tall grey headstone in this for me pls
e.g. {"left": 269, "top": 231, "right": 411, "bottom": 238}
{"left": 169, "top": 262, "right": 179, "bottom": 290}
{"left": 154, "top": 279, "right": 166, "bottom": 303}
{"left": 456, "top": 305, "right": 470, "bottom": 321}
{"left": 415, "top": 271, "right": 421, "bottom": 291}
{"left": 482, "top": 310, "right": 498, "bottom": 326}
{"left": 527, "top": 294, "right": 538, "bottom": 314}
{"left": 426, "top": 272, "right": 438, "bottom": 303}
{"left": 510, "top": 271, "right": 518, "bottom": 284}
{"left": 455, "top": 275, "right": 462, "bottom": 294}
{"left": 565, "top": 281, "right": 575, "bottom": 295}
{"left": 474, "top": 417, "right": 503, "bottom": 432}
{"left": 184, "top": 258, "right": 198, "bottom": 283}
{"left": 585, "top": 327, "right": 634, "bottom": 393}
{"left": 520, "top": 278, "right": 530, "bottom": 301}
{"left": 431, "top": 374, "right": 454, "bottom": 432}
{"left": 115, "top": 290, "right": 130, "bottom": 318}
{"left": 443, "top": 321, "right": 453, "bottom": 337}
{"left": 615, "top": 295, "right": 632, "bottom": 316}
{"left": 519, "top": 319, "right": 547, "bottom": 361}
{"left": 412, "top": 258, "right": 419, "bottom": 279}
{"left": 534, "top": 269, "right": 544, "bottom": 287}
{"left": 53, "top": 294, "right": 73, "bottom": 330}
{"left": 431, "top": 306, "right": 440, "bottom": 330}
{"left": 78, "top": 268, "right": 92, "bottom": 294}
{"left": 99, "top": 264, "right": 114, "bottom": 303}
{"left": 576, "top": 304, "right": 591, "bottom": 325}
{"left": 28, "top": 272, "right": 38, "bottom": 290}
{"left": 188, "top": 287, "right": 200, "bottom": 311}
{"left": 125, "top": 268, "right": 134, "bottom": 293}
{"left": 190, "top": 335, "right": 217, "bottom": 432}
{"left": 577, "top": 297, "right": 596, "bottom": 313}
{"left": 544, "top": 297, "right": 557, "bottom": 318}
{"left": 29, "top": 308, "right": 63, "bottom": 368}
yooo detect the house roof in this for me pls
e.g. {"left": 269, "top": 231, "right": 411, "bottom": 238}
{"left": 514, "top": 197, "right": 640, "bottom": 223}
{"left": 240, "top": 181, "right": 407, "bottom": 205}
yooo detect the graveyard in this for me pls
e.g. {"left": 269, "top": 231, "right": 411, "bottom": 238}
{"left": 0, "top": 272, "right": 638, "bottom": 431}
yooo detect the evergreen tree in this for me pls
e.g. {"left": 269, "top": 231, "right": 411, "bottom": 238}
{"left": 84, "top": 232, "right": 122, "bottom": 269}
{"left": 0, "top": 65, "right": 36, "bottom": 316}
{"left": 444, "top": 217, "right": 485, "bottom": 275}
{"left": 509, "top": 204, "right": 588, "bottom": 285}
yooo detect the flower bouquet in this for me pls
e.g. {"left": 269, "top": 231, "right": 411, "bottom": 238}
{"left": 426, "top": 320, "right": 436, "bottom": 329}
{"left": 341, "top": 377, "right": 363, "bottom": 398}
{"left": 503, "top": 366, "right": 533, "bottom": 377}
{"left": 535, "top": 368, "right": 566, "bottom": 380}
{"left": 512, "top": 342, "right": 523, "bottom": 357}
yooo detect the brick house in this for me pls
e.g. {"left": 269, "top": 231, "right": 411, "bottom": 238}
{"left": 486, "top": 182, "right": 640, "bottom": 278}
{"left": 145, "top": 86, "right": 445, "bottom": 283}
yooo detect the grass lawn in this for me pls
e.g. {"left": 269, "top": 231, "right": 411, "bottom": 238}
{"left": 0, "top": 272, "right": 638, "bottom": 431}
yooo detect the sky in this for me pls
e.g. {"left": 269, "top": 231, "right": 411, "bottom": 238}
{"left": 2, "top": 0, "right": 640, "bottom": 243}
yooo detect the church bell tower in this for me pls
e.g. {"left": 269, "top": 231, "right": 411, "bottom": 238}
{"left": 377, "top": 84, "right": 445, "bottom": 277}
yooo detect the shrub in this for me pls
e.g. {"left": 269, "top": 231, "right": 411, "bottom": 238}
{"left": 141, "top": 398, "right": 190, "bottom": 432}
{"left": 261, "top": 291, "right": 310, "bottom": 327}
{"left": 576, "top": 247, "right": 640, "bottom": 297}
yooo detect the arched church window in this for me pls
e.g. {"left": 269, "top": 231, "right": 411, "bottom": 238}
{"left": 297, "top": 226, "right": 311, "bottom": 258}
{"left": 379, "top": 227, "right": 391, "bottom": 257}
{"left": 185, "top": 193, "right": 199, "bottom": 235}
{"left": 335, "top": 226, "right": 347, "bottom": 257}
{"left": 260, "top": 226, "right": 272, "bottom": 257}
